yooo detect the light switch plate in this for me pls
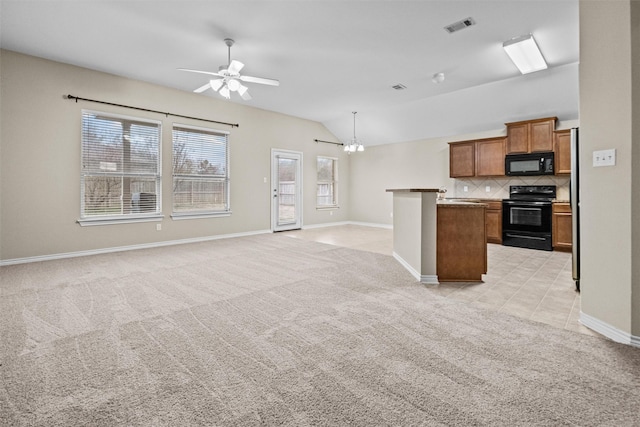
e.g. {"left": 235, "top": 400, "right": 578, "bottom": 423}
{"left": 593, "top": 149, "right": 616, "bottom": 167}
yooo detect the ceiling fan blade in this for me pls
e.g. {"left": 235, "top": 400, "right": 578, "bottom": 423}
{"left": 193, "top": 82, "right": 211, "bottom": 93}
{"left": 210, "top": 79, "right": 224, "bottom": 92}
{"left": 227, "top": 60, "right": 244, "bottom": 75}
{"left": 178, "top": 68, "right": 222, "bottom": 77}
{"left": 239, "top": 75, "right": 280, "bottom": 86}
{"left": 238, "top": 84, "right": 252, "bottom": 100}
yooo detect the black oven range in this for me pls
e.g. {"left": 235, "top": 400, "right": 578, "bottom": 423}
{"left": 502, "top": 185, "right": 557, "bottom": 251}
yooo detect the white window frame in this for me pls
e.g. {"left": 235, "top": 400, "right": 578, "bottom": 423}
{"left": 316, "top": 156, "right": 339, "bottom": 209}
{"left": 171, "top": 123, "right": 231, "bottom": 220}
{"left": 78, "top": 110, "right": 163, "bottom": 226}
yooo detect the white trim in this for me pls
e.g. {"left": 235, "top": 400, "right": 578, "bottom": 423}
{"left": 348, "top": 221, "right": 393, "bottom": 230}
{"left": 171, "top": 211, "right": 231, "bottom": 220}
{"left": 420, "top": 275, "right": 440, "bottom": 285}
{"left": 580, "top": 311, "right": 640, "bottom": 348}
{"left": 0, "top": 229, "right": 271, "bottom": 266}
{"left": 77, "top": 214, "right": 164, "bottom": 226}
{"left": 393, "top": 252, "right": 439, "bottom": 285}
{"left": 300, "top": 221, "right": 392, "bottom": 230}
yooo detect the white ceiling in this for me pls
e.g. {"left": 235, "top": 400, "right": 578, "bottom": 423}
{"left": 0, "top": 0, "right": 579, "bottom": 146}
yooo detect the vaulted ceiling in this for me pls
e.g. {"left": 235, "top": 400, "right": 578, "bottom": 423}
{"left": 0, "top": 0, "right": 579, "bottom": 146}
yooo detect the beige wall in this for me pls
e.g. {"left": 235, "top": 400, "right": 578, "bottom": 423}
{"left": 579, "top": 0, "right": 638, "bottom": 338}
{"left": 0, "top": 50, "right": 350, "bottom": 261}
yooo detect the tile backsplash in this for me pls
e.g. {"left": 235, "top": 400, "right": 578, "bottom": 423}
{"left": 451, "top": 176, "right": 570, "bottom": 200}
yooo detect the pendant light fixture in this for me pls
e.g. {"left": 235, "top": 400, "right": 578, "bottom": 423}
{"left": 344, "top": 111, "right": 365, "bottom": 154}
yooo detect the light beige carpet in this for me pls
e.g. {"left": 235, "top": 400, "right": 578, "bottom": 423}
{"left": 1, "top": 234, "right": 639, "bottom": 426}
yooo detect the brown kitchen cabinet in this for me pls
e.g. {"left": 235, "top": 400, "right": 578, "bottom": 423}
{"left": 450, "top": 137, "right": 505, "bottom": 178}
{"left": 554, "top": 129, "right": 571, "bottom": 175}
{"left": 481, "top": 200, "right": 503, "bottom": 244}
{"left": 437, "top": 203, "right": 487, "bottom": 281}
{"left": 476, "top": 137, "right": 506, "bottom": 176}
{"left": 552, "top": 202, "right": 572, "bottom": 251}
{"left": 449, "top": 141, "right": 475, "bottom": 177}
{"left": 505, "top": 117, "right": 557, "bottom": 154}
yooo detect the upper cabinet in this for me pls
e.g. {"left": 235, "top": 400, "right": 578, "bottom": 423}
{"left": 449, "top": 141, "right": 475, "bottom": 178}
{"left": 476, "top": 137, "right": 506, "bottom": 176}
{"left": 449, "top": 137, "right": 505, "bottom": 178}
{"left": 505, "top": 117, "right": 557, "bottom": 154}
{"left": 554, "top": 129, "right": 571, "bottom": 175}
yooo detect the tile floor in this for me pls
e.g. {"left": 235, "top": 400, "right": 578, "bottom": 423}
{"left": 284, "top": 224, "right": 598, "bottom": 337}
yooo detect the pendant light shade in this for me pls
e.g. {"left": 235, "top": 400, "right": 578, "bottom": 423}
{"left": 344, "top": 111, "right": 364, "bottom": 154}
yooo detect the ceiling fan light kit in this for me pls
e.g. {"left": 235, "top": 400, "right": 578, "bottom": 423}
{"left": 179, "top": 38, "right": 279, "bottom": 100}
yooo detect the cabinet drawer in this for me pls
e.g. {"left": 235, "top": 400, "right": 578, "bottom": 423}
{"left": 553, "top": 202, "right": 571, "bottom": 213}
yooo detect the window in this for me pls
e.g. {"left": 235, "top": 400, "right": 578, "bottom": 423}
{"left": 80, "top": 111, "right": 161, "bottom": 223}
{"left": 172, "top": 124, "right": 230, "bottom": 217}
{"left": 317, "top": 156, "right": 338, "bottom": 208}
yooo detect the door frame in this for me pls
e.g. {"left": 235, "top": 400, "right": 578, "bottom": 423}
{"left": 271, "top": 149, "right": 303, "bottom": 232}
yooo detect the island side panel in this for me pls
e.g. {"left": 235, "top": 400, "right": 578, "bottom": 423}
{"left": 391, "top": 192, "right": 423, "bottom": 280}
{"left": 420, "top": 193, "right": 438, "bottom": 283}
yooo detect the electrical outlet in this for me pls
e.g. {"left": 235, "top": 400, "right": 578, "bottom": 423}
{"left": 156, "top": 224, "right": 161, "bottom": 231}
{"left": 263, "top": 177, "right": 267, "bottom": 183}
{"left": 329, "top": 211, "right": 333, "bottom": 216}
{"left": 390, "top": 212, "right": 393, "bottom": 218}
{"left": 593, "top": 149, "right": 616, "bottom": 167}
{"left": 463, "top": 186, "right": 468, "bottom": 192}
{"left": 485, "top": 186, "right": 491, "bottom": 193}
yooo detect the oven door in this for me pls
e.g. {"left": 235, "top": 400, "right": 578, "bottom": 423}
{"left": 502, "top": 200, "right": 552, "bottom": 233}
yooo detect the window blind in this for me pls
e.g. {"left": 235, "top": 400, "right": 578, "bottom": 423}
{"left": 81, "top": 111, "right": 161, "bottom": 218}
{"left": 172, "top": 125, "right": 229, "bottom": 214}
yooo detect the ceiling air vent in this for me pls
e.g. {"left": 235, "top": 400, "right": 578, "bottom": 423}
{"left": 392, "top": 83, "right": 407, "bottom": 90}
{"left": 444, "top": 17, "right": 476, "bottom": 34}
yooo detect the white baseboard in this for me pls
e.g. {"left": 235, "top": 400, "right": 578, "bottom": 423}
{"left": 580, "top": 311, "right": 640, "bottom": 348}
{"left": 302, "top": 221, "right": 392, "bottom": 230}
{"left": 0, "top": 229, "right": 272, "bottom": 266}
{"left": 392, "top": 252, "right": 439, "bottom": 285}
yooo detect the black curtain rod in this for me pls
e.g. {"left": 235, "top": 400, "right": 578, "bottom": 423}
{"left": 66, "top": 94, "right": 239, "bottom": 128}
{"left": 314, "top": 138, "right": 343, "bottom": 146}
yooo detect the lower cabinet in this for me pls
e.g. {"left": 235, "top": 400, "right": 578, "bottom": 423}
{"left": 552, "top": 202, "right": 572, "bottom": 251}
{"left": 437, "top": 204, "right": 487, "bottom": 282}
{"left": 482, "top": 200, "right": 503, "bottom": 244}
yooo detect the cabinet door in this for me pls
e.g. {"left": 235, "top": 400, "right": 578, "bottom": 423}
{"left": 486, "top": 209, "right": 502, "bottom": 244}
{"left": 554, "top": 129, "right": 572, "bottom": 174}
{"left": 506, "top": 123, "right": 529, "bottom": 154}
{"left": 449, "top": 142, "right": 475, "bottom": 177}
{"left": 530, "top": 119, "right": 555, "bottom": 152}
{"left": 552, "top": 203, "right": 572, "bottom": 251}
{"left": 476, "top": 138, "right": 505, "bottom": 176}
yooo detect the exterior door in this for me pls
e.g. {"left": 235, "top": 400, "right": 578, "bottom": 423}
{"left": 271, "top": 149, "right": 302, "bottom": 231}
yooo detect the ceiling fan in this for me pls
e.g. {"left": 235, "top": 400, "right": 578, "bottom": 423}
{"left": 179, "top": 38, "right": 279, "bottom": 100}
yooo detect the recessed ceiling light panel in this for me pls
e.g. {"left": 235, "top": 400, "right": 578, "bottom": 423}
{"left": 444, "top": 17, "right": 476, "bottom": 34}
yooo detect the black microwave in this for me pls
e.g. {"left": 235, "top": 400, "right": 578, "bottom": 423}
{"left": 505, "top": 152, "right": 554, "bottom": 176}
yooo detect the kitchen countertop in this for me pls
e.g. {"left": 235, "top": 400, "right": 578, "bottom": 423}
{"left": 437, "top": 200, "right": 487, "bottom": 207}
{"left": 385, "top": 188, "right": 440, "bottom": 193}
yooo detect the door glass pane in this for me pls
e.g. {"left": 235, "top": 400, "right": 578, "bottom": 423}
{"left": 278, "top": 158, "right": 297, "bottom": 225}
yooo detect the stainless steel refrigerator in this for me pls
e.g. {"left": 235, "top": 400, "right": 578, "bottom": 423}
{"left": 570, "top": 128, "right": 580, "bottom": 291}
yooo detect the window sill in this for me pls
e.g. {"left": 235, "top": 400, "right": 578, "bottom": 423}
{"left": 171, "top": 211, "right": 232, "bottom": 220}
{"left": 316, "top": 206, "right": 340, "bottom": 211}
{"left": 77, "top": 214, "right": 164, "bottom": 227}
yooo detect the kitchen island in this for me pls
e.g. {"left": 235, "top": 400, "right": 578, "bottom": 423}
{"left": 386, "top": 188, "right": 487, "bottom": 283}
